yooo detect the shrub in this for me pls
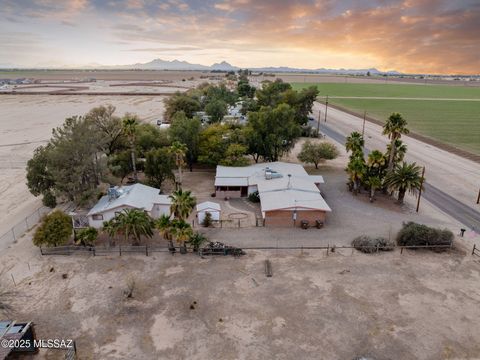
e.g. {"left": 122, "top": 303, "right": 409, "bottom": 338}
{"left": 248, "top": 191, "right": 260, "bottom": 203}
{"left": 202, "top": 212, "right": 213, "bottom": 227}
{"left": 352, "top": 235, "right": 395, "bottom": 253}
{"left": 42, "top": 191, "right": 57, "bottom": 208}
{"left": 396, "top": 222, "right": 453, "bottom": 250}
{"left": 75, "top": 226, "right": 98, "bottom": 246}
{"left": 33, "top": 210, "right": 72, "bottom": 247}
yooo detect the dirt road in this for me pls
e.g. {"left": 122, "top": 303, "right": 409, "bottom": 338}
{"left": 312, "top": 102, "right": 480, "bottom": 229}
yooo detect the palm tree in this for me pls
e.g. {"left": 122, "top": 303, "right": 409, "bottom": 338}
{"left": 384, "top": 162, "right": 423, "bottom": 204}
{"left": 169, "top": 141, "right": 188, "bottom": 188}
{"left": 382, "top": 113, "right": 409, "bottom": 172}
{"left": 188, "top": 232, "right": 207, "bottom": 252}
{"left": 115, "top": 208, "right": 154, "bottom": 245}
{"left": 169, "top": 189, "right": 196, "bottom": 221}
{"left": 345, "top": 131, "right": 364, "bottom": 159}
{"left": 75, "top": 226, "right": 98, "bottom": 246}
{"left": 170, "top": 219, "right": 193, "bottom": 253}
{"left": 367, "top": 150, "right": 386, "bottom": 172}
{"left": 155, "top": 214, "right": 174, "bottom": 247}
{"left": 102, "top": 219, "right": 119, "bottom": 246}
{"left": 385, "top": 139, "right": 407, "bottom": 165}
{"left": 122, "top": 116, "right": 138, "bottom": 182}
{"left": 346, "top": 156, "right": 366, "bottom": 195}
{"left": 365, "top": 175, "right": 382, "bottom": 202}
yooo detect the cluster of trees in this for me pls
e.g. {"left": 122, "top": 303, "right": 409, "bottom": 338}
{"left": 345, "top": 113, "right": 423, "bottom": 204}
{"left": 297, "top": 140, "right": 339, "bottom": 169}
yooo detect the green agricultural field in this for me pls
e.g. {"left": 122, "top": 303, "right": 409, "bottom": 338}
{"left": 292, "top": 83, "right": 480, "bottom": 155}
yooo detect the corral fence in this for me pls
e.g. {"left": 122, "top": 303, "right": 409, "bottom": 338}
{"left": 40, "top": 243, "right": 456, "bottom": 257}
{"left": 0, "top": 206, "right": 51, "bottom": 245}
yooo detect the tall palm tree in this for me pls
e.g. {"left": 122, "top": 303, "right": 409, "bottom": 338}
{"left": 384, "top": 162, "right": 423, "bottom": 204}
{"left": 170, "top": 219, "right": 193, "bottom": 253}
{"left": 122, "top": 116, "right": 138, "bottom": 182}
{"left": 386, "top": 139, "right": 408, "bottom": 165}
{"left": 345, "top": 131, "right": 365, "bottom": 159}
{"left": 169, "top": 189, "right": 196, "bottom": 221}
{"left": 115, "top": 208, "right": 154, "bottom": 245}
{"left": 382, "top": 113, "right": 409, "bottom": 172}
{"left": 367, "top": 150, "right": 386, "bottom": 172}
{"left": 346, "top": 156, "right": 366, "bottom": 195}
{"left": 365, "top": 175, "right": 382, "bottom": 202}
{"left": 169, "top": 141, "right": 188, "bottom": 188}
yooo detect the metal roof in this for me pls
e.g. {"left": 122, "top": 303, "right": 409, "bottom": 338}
{"left": 196, "top": 201, "right": 221, "bottom": 212}
{"left": 88, "top": 183, "right": 170, "bottom": 216}
{"left": 260, "top": 190, "right": 331, "bottom": 212}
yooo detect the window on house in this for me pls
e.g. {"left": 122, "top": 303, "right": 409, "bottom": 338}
{"left": 92, "top": 214, "right": 103, "bottom": 221}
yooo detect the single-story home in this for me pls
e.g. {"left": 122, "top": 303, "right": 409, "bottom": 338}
{"left": 196, "top": 201, "right": 221, "bottom": 224}
{"left": 0, "top": 320, "right": 37, "bottom": 359}
{"left": 214, "top": 162, "right": 331, "bottom": 228}
{"left": 87, "top": 183, "right": 170, "bottom": 228}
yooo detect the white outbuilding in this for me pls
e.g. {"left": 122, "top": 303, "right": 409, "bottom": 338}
{"left": 196, "top": 201, "right": 221, "bottom": 224}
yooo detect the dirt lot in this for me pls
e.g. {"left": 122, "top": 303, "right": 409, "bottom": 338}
{"left": 2, "top": 233, "right": 480, "bottom": 360}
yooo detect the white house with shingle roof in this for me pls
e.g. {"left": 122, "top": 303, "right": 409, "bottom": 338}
{"left": 214, "top": 162, "right": 331, "bottom": 227}
{"left": 87, "top": 183, "right": 171, "bottom": 228}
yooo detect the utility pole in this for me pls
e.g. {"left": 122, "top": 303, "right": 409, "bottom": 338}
{"left": 324, "top": 95, "right": 329, "bottom": 122}
{"left": 416, "top": 166, "right": 426, "bottom": 213}
{"left": 317, "top": 109, "right": 321, "bottom": 136}
{"left": 362, "top": 111, "right": 366, "bottom": 137}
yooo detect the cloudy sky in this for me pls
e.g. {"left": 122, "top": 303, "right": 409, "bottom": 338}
{"left": 0, "top": 0, "right": 479, "bottom": 74}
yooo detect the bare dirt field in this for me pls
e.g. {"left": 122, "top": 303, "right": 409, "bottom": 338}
{"left": 2, "top": 231, "right": 480, "bottom": 360}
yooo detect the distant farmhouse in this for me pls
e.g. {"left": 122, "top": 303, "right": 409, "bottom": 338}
{"left": 215, "top": 162, "right": 331, "bottom": 227}
{"left": 87, "top": 183, "right": 170, "bottom": 228}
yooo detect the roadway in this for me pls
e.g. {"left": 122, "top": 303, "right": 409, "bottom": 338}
{"left": 314, "top": 104, "right": 480, "bottom": 230}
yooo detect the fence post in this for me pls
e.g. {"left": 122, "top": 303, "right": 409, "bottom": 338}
{"left": 238, "top": 219, "right": 240, "bottom": 228}
{"left": 326, "top": 244, "right": 329, "bottom": 257}
{"left": 473, "top": 244, "right": 476, "bottom": 256}
{"left": 146, "top": 246, "right": 149, "bottom": 256}
{"left": 93, "top": 247, "right": 96, "bottom": 256}
{"left": 40, "top": 247, "right": 43, "bottom": 255}
{"left": 119, "top": 246, "right": 122, "bottom": 256}
{"left": 400, "top": 246, "right": 404, "bottom": 254}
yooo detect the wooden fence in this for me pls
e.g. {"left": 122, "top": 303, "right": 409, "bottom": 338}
{"left": 473, "top": 244, "right": 480, "bottom": 257}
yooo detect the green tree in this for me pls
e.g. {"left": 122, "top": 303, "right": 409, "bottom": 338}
{"left": 384, "top": 162, "right": 423, "bottom": 204}
{"left": 75, "top": 226, "right": 98, "bottom": 246}
{"left": 382, "top": 113, "right": 409, "bottom": 172}
{"left": 385, "top": 139, "right": 407, "bottom": 166}
{"left": 256, "top": 79, "right": 292, "bottom": 107}
{"left": 297, "top": 140, "right": 339, "bottom": 169}
{"left": 155, "top": 214, "right": 174, "bottom": 248}
{"left": 188, "top": 232, "right": 208, "bottom": 252}
{"left": 365, "top": 175, "right": 382, "bottom": 202}
{"left": 108, "top": 150, "right": 132, "bottom": 183}
{"left": 102, "top": 219, "right": 120, "bottom": 246}
{"left": 169, "top": 111, "right": 201, "bottom": 171}
{"left": 346, "top": 156, "right": 367, "bottom": 195}
{"left": 282, "top": 86, "right": 319, "bottom": 125}
{"left": 169, "top": 141, "right": 188, "bottom": 188}
{"left": 220, "top": 143, "right": 249, "bottom": 166}
{"left": 114, "top": 208, "right": 154, "bottom": 245}
{"left": 144, "top": 147, "right": 175, "bottom": 189}
{"left": 26, "top": 144, "right": 55, "bottom": 197}
{"left": 136, "top": 123, "right": 170, "bottom": 157}
{"left": 205, "top": 99, "right": 228, "bottom": 123}
{"left": 345, "top": 131, "right": 365, "bottom": 159}
{"left": 245, "top": 104, "right": 301, "bottom": 162}
{"left": 86, "top": 105, "right": 126, "bottom": 155}
{"left": 33, "top": 210, "right": 72, "bottom": 247}
{"left": 170, "top": 219, "right": 193, "bottom": 253}
{"left": 237, "top": 78, "right": 255, "bottom": 98}
{"left": 198, "top": 124, "right": 231, "bottom": 165}
{"left": 169, "top": 189, "right": 196, "bottom": 221}
{"left": 165, "top": 93, "right": 201, "bottom": 120}
{"left": 42, "top": 191, "right": 57, "bottom": 208}
{"left": 122, "top": 116, "right": 139, "bottom": 182}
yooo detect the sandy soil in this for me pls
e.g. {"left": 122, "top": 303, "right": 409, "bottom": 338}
{"left": 1, "top": 230, "right": 480, "bottom": 359}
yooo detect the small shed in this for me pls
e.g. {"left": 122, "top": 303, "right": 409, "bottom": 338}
{"left": 196, "top": 201, "right": 221, "bottom": 224}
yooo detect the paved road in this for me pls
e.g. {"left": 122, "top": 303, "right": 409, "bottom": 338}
{"left": 319, "top": 123, "right": 480, "bottom": 230}
{"left": 323, "top": 96, "right": 480, "bottom": 101}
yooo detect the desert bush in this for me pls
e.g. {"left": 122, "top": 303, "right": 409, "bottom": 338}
{"left": 396, "top": 222, "right": 453, "bottom": 250}
{"left": 42, "top": 190, "right": 57, "bottom": 208}
{"left": 248, "top": 191, "right": 260, "bottom": 203}
{"left": 352, "top": 235, "right": 395, "bottom": 253}
{"left": 33, "top": 210, "right": 72, "bottom": 247}
{"left": 75, "top": 227, "right": 98, "bottom": 246}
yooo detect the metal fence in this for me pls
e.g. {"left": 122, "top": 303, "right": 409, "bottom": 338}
{"left": 0, "top": 206, "right": 51, "bottom": 246}
{"left": 473, "top": 244, "right": 480, "bottom": 257}
{"left": 193, "top": 217, "right": 264, "bottom": 229}
{"left": 39, "top": 243, "right": 456, "bottom": 257}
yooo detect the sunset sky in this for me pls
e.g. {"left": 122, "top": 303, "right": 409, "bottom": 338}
{"left": 0, "top": 0, "right": 479, "bottom": 74}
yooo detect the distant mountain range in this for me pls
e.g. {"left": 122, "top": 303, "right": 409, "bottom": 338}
{"left": 103, "top": 58, "right": 402, "bottom": 75}
{"left": 0, "top": 58, "right": 402, "bottom": 75}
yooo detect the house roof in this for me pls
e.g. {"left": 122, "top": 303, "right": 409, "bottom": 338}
{"left": 196, "top": 201, "right": 221, "bottom": 212}
{"left": 215, "top": 161, "right": 331, "bottom": 213}
{"left": 88, "top": 183, "right": 170, "bottom": 216}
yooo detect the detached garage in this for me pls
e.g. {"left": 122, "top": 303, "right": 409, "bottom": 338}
{"left": 196, "top": 201, "right": 221, "bottom": 224}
